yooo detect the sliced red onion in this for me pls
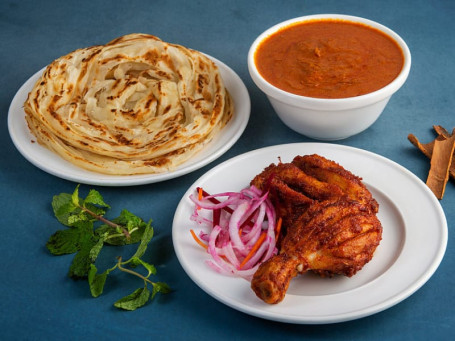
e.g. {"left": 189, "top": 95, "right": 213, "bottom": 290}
{"left": 228, "top": 201, "right": 250, "bottom": 255}
{"left": 221, "top": 243, "right": 240, "bottom": 268}
{"left": 243, "top": 203, "right": 266, "bottom": 246}
{"left": 190, "top": 185, "right": 279, "bottom": 280}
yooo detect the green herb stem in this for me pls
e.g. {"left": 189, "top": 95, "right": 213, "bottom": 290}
{"left": 117, "top": 257, "right": 153, "bottom": 284}
{"left": 81, "top": 205, "right": 131, "bottom": 239}
{"left": 105, "top": 227, "right": 139, "bottom": 241}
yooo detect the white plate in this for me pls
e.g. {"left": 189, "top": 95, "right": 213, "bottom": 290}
{"left": 172, "top": 143, "right": 447, "bottom": 324}
{"left": 7, "top": 55, "right": 250, "bottom": 186}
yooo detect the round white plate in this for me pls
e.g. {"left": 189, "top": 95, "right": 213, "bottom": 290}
{"left": 7, "top": 55, "right": 250, "bottom": 186}
{"left": 172, "top": 143, "right": 447, "bottom": 324}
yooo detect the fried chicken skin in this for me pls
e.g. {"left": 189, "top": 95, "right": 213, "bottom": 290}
{"left": 292, "top": 154, "right": 379, "bottom": 213}
{"left": 250, "top": 154, "right": 382, "bottom": 304}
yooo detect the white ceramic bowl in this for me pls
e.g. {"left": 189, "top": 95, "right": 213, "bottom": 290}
{"left": 248, "top": 14, "right": 411, "bottom": 140}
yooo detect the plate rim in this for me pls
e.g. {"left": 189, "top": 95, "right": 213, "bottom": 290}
{"left": 7, "top": 55, "right": 250, "bottom": 186}
{"left": 172, "top": 142, "right": 448, "bottom": 324}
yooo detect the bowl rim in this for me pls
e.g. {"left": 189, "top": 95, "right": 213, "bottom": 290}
{"left": 247, "top": 14, "right": 412, "bottom": 110}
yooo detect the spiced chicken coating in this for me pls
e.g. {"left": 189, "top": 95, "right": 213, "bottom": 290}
{"left": 250, "top": 154, "right": 382, "bottom": 304}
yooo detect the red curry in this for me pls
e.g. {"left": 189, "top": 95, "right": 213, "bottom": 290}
{"left": 254, "top": 19, "right": 404, "bottom": 99}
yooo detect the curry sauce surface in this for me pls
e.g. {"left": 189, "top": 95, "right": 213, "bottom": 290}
{"left": 255, "top": 19, "right": 404, "bottom": 99}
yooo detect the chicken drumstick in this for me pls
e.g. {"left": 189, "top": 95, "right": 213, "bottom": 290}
{"left": 250, "top": 154, "right": 382, "bottom": 304}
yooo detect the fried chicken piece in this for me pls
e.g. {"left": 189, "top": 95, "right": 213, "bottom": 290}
{"left": 251, "top": 162, "right": 344, "bottom": 201}
{"left": 263, "top": 176, "right": 313, "bottom": 230}
{"left": 251, "top": 162, "right": 344, "bottom": 228}
{"left": 252, "top": 199, "right": 382, "bottom": 303}
{"left": 250, "top": 154, "right": 382, "bottom": 304}
{"left": 292, "top": 154, "right": 379, "bottom": 213}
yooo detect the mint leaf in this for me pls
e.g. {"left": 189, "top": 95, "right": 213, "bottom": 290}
{"left": 130, "top": 257, "right": 156, "bottom": 276}
{"left": 131, "top": 224, "right": 154, "bottom": 259}
{"left": 67, "top": 211, "right": 89, "bottom": 226}
{"left": 47, "top": 185, "right": 170, "bottom": 310}
{"left": 52, "top": 193, "right": 78, "bottom": 226}
{"left": 93, "top": 224, "right": 122, "bottom": 244}
{"left": 84, "top": 189, "right": 110, "bottom": 209}
{"left": 46, "top": 228, "right": 81, "bottom": 255}
{"left": 97, "top": 210, "right": 149, "bottom": 246}
{"left": 71, "top": 184, "right": 80, "bottom": 207}
{"left": 114, "top": 287, "right": 151, "bottom": 311}
{"left": 89, "top": 233, "right": 106, "bottom": 262}
{"left": 71, "top": 219, "right": 94, "bottom": 233}
{"left": 68, "top": 233, "right": 98, "bottom": 278}
{"left": 117, "top": 209, "right": 143, "bottom": 226}
{"left": 83, "top": 203, "right": 107, "bottom": 220}
{"left": 115, "top": 209, "right": 148, "bottom": 235}
{"left": 88, "top": 264, "right": 108, "bottom": 297}
{"left": 151, "top": 282, "right": 172, "bottom": 299}
{"left": 46, "top": 220, "right": 93, "bottom": 255}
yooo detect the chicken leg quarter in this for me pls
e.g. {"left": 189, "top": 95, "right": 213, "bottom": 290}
{"left": 250, "top": 154, "right": 382, "bottom": 304}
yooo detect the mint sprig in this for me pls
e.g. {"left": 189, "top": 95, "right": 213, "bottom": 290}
{"left": 46, "top": 185, "right": 171, "bottom": 311}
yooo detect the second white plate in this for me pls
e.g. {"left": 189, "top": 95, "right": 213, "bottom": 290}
{"left": 172, "top": 143, "right": 447, "bottom": 324}
{"left": 7, "top": 55, "right": 250, "bottom": 186}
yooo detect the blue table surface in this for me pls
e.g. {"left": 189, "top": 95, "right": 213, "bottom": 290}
{"left": 1, "top": 0, "right": 454, "bottom": 339}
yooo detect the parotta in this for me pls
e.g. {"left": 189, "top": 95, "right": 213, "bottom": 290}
{"left": 24, "top": 33, "right": 233, "bottom": 175}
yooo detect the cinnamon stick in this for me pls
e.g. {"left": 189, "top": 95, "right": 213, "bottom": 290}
{"left": 426, "top": 134, "right": 455, "bottom": 199}
{"left": 433, "top": 125, "right": 453, "bottom": 138}
{"left": 407, "top": 133, "right": 435, "bottom": 159}
{"left": 408, "top": 133, "right": 455, "bottom": 181}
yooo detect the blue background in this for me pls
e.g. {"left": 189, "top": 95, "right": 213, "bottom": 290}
{"left": 1, "top": 0, "right": 454, "bottom": 339}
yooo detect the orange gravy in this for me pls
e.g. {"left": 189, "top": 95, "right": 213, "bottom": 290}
{"left": 255, "top": 19, "right": 404, "bottom": 99}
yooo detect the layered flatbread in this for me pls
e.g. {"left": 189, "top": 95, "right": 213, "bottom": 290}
{"left": 24, "top": 33, "right": 233, "bottom": 175}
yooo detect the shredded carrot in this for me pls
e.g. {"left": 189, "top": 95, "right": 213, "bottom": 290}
{"left": 275, "top": 217, "right": 282, "bottom": 243}
{"left": 197, "top": 187, "right": 203, "bottom": 210}
{"left": 239, "top": 232, "right": 266, "bottom": 269}
{"left": 190, "top": 229, "right": 208, "bottom": 250}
